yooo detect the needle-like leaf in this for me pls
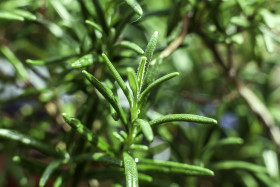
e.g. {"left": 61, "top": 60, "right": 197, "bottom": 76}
{"left": 149, "top": 114, "right": 218, "bottom": 126}
{"left": 144, "top": 31, "right": 158, "bottom": 69}
{"left": 123, "top": 152, "right": 138, "bottom": 187}
{"left": 138, "top": 72, "right": 179, "bottom": 106}
{"left": 127, "top": 67, "right": 138, "bottom": 97}
{"left": 0, "top": 45, "right": 28, "bottom": 80}
{"left": 12, "top": 9, "right": 36, "bottom": 20}
{"left": 113, "top": 132, "right": 125, "bottom": 143}
{"left": 137, "top": 158, "right": 214, "bottom": 176}
{"left": 0, "top": 11, "right": 24, "bottom": 21}
{"left": 92, "top": 0, "right": 109, "bottom": 34}
{"left": 62, "top": 113, "right": 112, "bottom": 155}
{"left": 102, "top": 53, "right": 133, "bottom": 105}
{"left": 0, "top": 129, "right": 61, "bottom": 157}
{"left": 82, "top": 70, "right": 127, "bottom": 125}
{"left": 124, "top": 0, "right": 143, "bottom": 17}
{"left": 26, "top": 54, "right": 77, "bottom": 65}
{"left": 130, "top": 144, "right": 149, "bottom": 151}
{"left": 136, "top": 56, "right": 147, "bottom": 91}
{"left": 85, "top": 20, "right": 102, "bottom": 32}
{"left": 204, "top": 137, "right": 243, "bottom": 152}
{"left": 212, "top": 161, "right": 268, "bottom": 173}
{"left": 13, "top": 155, "right": 46, "bottom": 174}
{"left": 115, "top": 41, "right": 144, "bottom": 55}
{"left": 74, "top": 153, "right": 123, "bottom": 167}
{"left": 72, "top": 54, "right": 94, "bottom": 68}
{"left": 145, "top": 55, "right": 162, "bottom": 84}
{"left": 40, "top": 160, "right": 63, "bottom": 187}
{"left": 135, "top": 119, "right": 154, "bottom": 142}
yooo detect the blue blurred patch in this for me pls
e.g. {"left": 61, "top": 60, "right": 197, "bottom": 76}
{"left": 219, "top": 112, "right": 238, "bottom": 129}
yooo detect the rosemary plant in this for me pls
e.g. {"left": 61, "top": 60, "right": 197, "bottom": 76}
{"left": 1, "top": 0, "right": 280, "bottom": 186}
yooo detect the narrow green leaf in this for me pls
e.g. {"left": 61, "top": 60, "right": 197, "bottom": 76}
{"left": 26, "top": 59, "right": 45, "bottom": 65}
{"left": 130, "top": 144, "right": 148, "bottom": 151}
{"left": 212, "top": 161, "right": 268, "bottom": 173}
{"left": 84, "top": 168, "right": 124, "bottom": 180}
{"left": 135, "top": 119, "right": 154, "bottom": 142}
{"left": 106, "top": 79, "right": 121, "bottom": 121}
{"left": 62, "top": 113, "right": 112, "bottom": 154}
{"left": 137, "top": 158, "right": 214, "bottom": 176}
{"left": 230, "top": 16, "right": 250, "bottom": 27}
{"left": 134, "top": 134, "right": 143, "bottom": 144}
{"left": 144, "top": 31, "right": 158, "bottom": 69}
{"left": 124, "top": 0, "right": 143, "bottom": 17}
{"left": 49, "top": 0, "right": 71, "bottom": 21}
{"left": 53, "top": 176, "right": 63, "bottom": 187}
{"left": 39, "top": 160, "right": 63, "bottom": 187}
{"left": 92, "top": 0, "right": 109, "bottom": 34}
{"left": 123, "top": 152, "right": 138, "bottom": 187}
{"left": 263, "top": 34, "right": 274, "bottom": 53}
{"left": 127, "top": 67, "right": 138, "bottom": 97}
{"left": 114, "top": 11, "right": 134, "bottom": 41}
{"left": 0, "top": 129, "right": 60, "bottom": 157}
{"left": 115, "top": 41, "right": 144, "bottom": 55}
{"left": 12, "top": 9, "right": 36, "bottom": 20}
{"left": 74, "top": 153, "right": 123, "bottom": 167}
{"left": 210, "top": 137, "right": 243, "bottom": 148}
{"left": 138, "top": 173, "right": 153, "bottom": 182}
{"left": 148, "top": 142, "right": 169, "bottom": 155}
{"left": 85, "top": 20, "right": 102, "bottom": 32}
{"left": 12, "top": 155, "right": 47, "bottom": 174}
{"left": 149, "top": 114, "right": 218, "bottom": 126}
{"left": 102, "top": 53, "right": 133, "bottom": 105}
{"left": 202, "top": 137, "right": 243, "bottom": 156}
{"left": 26, "top": 54, "right": 77, "bottom": 65}
{"left": 72, "top": 54, "right": 94, "bottom": 68}
{"left": 166, "top": 1, "right": 184, "bottom": 37}
{"left": 53, "top": 173, "right": 69, "bottom": 187}
{"left": 145, "top": 55, "right": 162, "bottom": 84}
{"left": 138, "top": 72, "right": 179, "bottom": 105}
{"left": 113, "top": 132, "right": 125, "bottom": 143}
{"left": 110, "top": 104, "right": 120, "bottom": 121}
{"left": 0, "top": 11, "right": 24, "bottom": 21}
{"left": 136, "top": 56, "right": 147, "bottom": 91}
{"left": 37, "top": 19, "right": 64, "bottom": 38}
{"left": 0, "top": 45, "right": 28, "bottom": 80}
{"left": 255, "top": 173, "right": 280, "bottom": 187}
{"left": 82, "top": 70, "right": 127, "bottom": 125}
{"left": 137, "top": 164, "right": 214, "bottom": 176}
{"left": 120, "top": 130, "right": 128, "bottom": 139}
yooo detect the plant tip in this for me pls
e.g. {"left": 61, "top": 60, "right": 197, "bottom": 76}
{"left": 12, "top": 156, "right": 20, "bottom": 162}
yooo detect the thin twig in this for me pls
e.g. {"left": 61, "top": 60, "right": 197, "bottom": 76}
{"left": 150, "top": 14, "right": 190, "bottom": 66}
{"left": 207, "top": 42, "right": 280, "bottom": 154}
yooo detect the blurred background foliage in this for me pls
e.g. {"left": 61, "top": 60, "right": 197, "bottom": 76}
{"left": 1, "top": 0, "right": 280, "bottom": 186}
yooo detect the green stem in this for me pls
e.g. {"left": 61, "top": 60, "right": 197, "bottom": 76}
{"left": 124, "top": 122, "right": 138, "bottom": 152}
{"left": 131, "top": 100, "right": 138, "bottom": 122}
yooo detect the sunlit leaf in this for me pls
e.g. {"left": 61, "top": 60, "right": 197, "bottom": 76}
{"left": 39, "top": 160, "right": 63, "bottom": 187}
{"left": 0, "top": 129, "right": 60, "bottom": 157}
{"left": 123, "top": 152, "right": 138, "bottom": 187}
{"left": 149, "top": 114, "right": 218, "bottom": 126}
{"left": 135, "top": 119, "right": 154, "bottom": 142}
